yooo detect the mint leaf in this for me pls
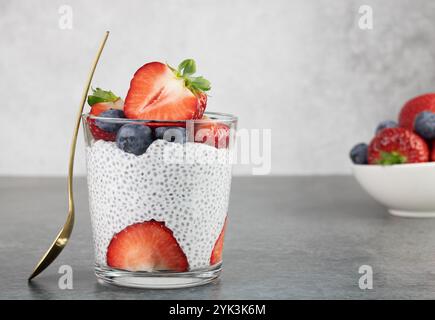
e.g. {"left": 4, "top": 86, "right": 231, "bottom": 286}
{"left": 377, "top": 151, "right": 407, "bottom": 165}
{"left": 178, "top": 59, "right": 196, "bottom": 76}
{"left": 87, "top": 87, "right": 119, "bottom": 106}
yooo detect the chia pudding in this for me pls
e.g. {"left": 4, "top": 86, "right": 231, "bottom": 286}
{"left": 86, "top": 139, "right": 232, "bottom": 270}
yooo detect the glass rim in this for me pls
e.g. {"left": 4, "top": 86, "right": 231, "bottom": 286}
{"left": 82, "top": 111, "right": 238, "bottom": 124}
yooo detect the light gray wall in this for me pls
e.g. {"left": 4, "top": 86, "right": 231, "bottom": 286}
{"left": 1, "top": 0, "right": 434, "bottom": 175}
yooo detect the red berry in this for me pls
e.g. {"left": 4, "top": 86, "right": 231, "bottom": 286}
{"left": 124, "top": 62, "right": 207, "bottom": 121}
{"left": 195, "top": 92, "right": 207, "bottom": 119}
{"left": 368, "top": 127, "right": 429, "bottom": 164}
{"left": 195, "top": 120, "right": 230, "bottom": 148}
{"left": 398, "top": 93, "right": 435, "bottom": 131}
{"left": 210, "top": 219, "right": 227, "bottom": 265}
{"left": 88, "top": 120, "right": 117, "bottom": 141}
{"left": 106, "top": 220, "right": 188, "bottom": 272}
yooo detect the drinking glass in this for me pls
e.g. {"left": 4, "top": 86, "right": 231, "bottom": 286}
{"left": 82, "top": 112, "right": 237, "bottom": 288}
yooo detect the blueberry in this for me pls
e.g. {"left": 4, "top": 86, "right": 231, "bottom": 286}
{"left": 154, "top": 126, "right": 186, "bottom": 143}
{"left": 95, "top": 109, "right": 125, "bottom": 132}
{"left": 375, "top": 120, "right": 397, "bottom": 134}
{"left": 350, "top": 143, "right": 368, "bottom": 164}
{"left": 116, "top": 124, "right": 153, "bottom": 155}
{"left": 414, "top": 112, "right": 435, "bottom": 139}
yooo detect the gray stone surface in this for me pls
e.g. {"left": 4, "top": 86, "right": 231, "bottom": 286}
{"left": 2, "top": 176, "right": 435, "bottom": 299}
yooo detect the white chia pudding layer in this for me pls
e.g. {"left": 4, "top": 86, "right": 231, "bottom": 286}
{"left": 85, "top": 139, "right": 232, "bottom": 270}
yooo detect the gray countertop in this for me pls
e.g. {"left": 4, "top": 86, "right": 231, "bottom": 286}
{"left": 2, "top": 176, "right": 435, "bottom": 299}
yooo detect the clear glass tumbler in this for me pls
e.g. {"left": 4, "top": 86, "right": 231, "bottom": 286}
{"left": 82, "top": 112, "right": 237, "bottom": 288}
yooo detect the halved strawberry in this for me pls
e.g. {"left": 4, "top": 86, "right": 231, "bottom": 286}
{"left": 87, "top": 88, "right": 124, "bottom": 141}
{"left": 210, "top": 219, "right": 227, "bottom": 265}
{"left": 149, "top": 93, "right": 205, "bottom": 128}
{"left": 106, "top": 220, "right": 188, "bottom": 272}
{"left": 124, "top": 59, "right": 210, "bottom": 121}
{"left": 195, "top": 118, "right": 230, "bottom": 148}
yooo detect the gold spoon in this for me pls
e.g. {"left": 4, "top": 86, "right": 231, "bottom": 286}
{"left": 28, "top": 31, "right": 110, "bottom": 281}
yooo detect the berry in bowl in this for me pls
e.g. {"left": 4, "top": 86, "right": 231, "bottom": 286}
{"left": 82, "top": 59, "right": 237, "bottom": 288}
{"left": 351, "top": 93, "right": 435, "bottom": 218}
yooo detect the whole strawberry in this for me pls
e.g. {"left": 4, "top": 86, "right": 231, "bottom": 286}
{"left": 398, "top": 93, "right": 435, "bottom": 131}
{"left": 368, "top": 127, "right": 429, "bottom": 164}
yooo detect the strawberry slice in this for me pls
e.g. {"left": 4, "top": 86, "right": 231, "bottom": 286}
{"left": 88, "top": 120, "right": 117, "bottom": 141}
{"left": 87, "top": 88, "right": 124, "bottom": 141}
{"left": 195, "top": 118, "right": 230, "bottom": 148}
{"left": 124, "top": 59, "right": 210, "bottom": 121}
{"left": 106, "top": 220, "right": 188, "bottom": 272}
{"left": 149, "top": 93, "right": 205, "bottom": 128}
{"left": 210, "top": 219, "right": 227, "bottom": 265}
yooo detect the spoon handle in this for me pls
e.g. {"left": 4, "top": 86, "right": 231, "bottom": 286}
{"left": 28, "top": 31, "right": 110, "bottom": 280}
{"left": 68, "top": 31, "right": 110, "bottom": 210}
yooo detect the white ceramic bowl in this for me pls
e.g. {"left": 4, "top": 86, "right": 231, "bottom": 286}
{"left": 352, "top": 162, "right": 435, "bottom": 218}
